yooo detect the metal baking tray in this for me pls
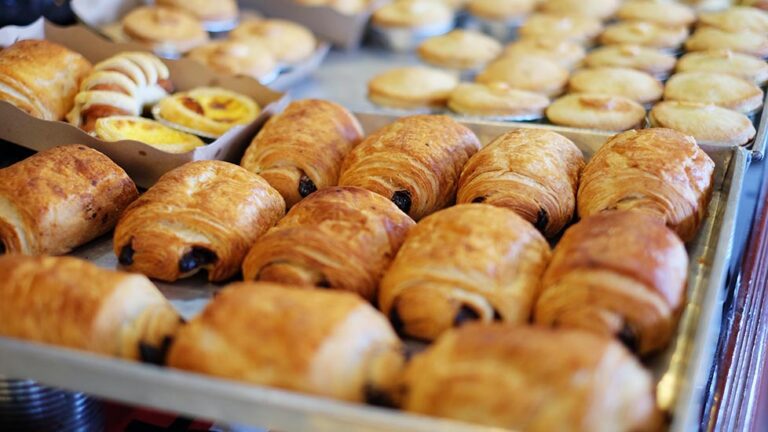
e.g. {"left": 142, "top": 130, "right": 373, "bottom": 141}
{"left": 0, "top": 114, "right": 748, "bottom": 432}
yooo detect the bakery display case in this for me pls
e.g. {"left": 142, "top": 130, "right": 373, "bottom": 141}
{"left": 2, "top": 0, "right": 768, "bottom": 431}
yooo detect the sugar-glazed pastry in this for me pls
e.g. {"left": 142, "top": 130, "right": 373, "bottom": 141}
{"left": 518, "top": 13, "right": 603, "bottom": 43}
{"left": 0, "top": 255, "right": 182, "bottom": 363}
{"left": 664, "top": 72, "right": 764, "bottom": 114}
{"left": 583, "top": 44, "right": 677, "bottom": 80}
{"left": 447, "top": 82, "right": 550, "bottom": 120}
{"left": 578, "top": 128, "right": 715, "bottom": 241}
{"left": 94, "top": 117, "right": 205, "bottom": 154}
{"left": 536, "top": 211, "right": 688, "bottom": 355}
{"left": 616, "top": 0, "right": 696, "bottom": 28}
{"left": 684, "top": 27, "right": 768, "bottom": 58}
{"left": 399, "top": 324, "right": 660, "bottom": 432}
{"left": 187, "top": 39, "right": 277, "bottom": 83}
{"left": 699, "top": 6, "right": 768, "bottom": 34}
{"left": 537, "top": 0, "right": 621, "bottom": 20}
{"left": 501, "top": 38, "right": 586, "bottom": 69}
{"left": 476, "top": 55, "right": 569, "bottom": 97}
{"left": 368, "top": 66, "right": 459, "bottom": 109}
{"left": 230, "top": 18, "right": 317, "bottom": 64}
{"left": 379, "top": 205, "right": 551, "bottom": 341}
{"left": 122, "top": 6, "right": 209, "bottom": 53}
{"left": 546, "top": 93, "right": 646, "bottom": 131}
{"left": 676, "top": 50, "right": 768, "bottom": 86}
{"left": 67, "top": 51, "right": 173, "bottom": 132}
{"left": 599, "top": 21, "right": 689, "bottom": 50}
{"left": 467, "top": 0, "right": 537, "bottom": 21}
{"left": 649, "top": 101, "right": 756, "bottom": 147}
{"left": 241, "top": 187, "right": 415, "bottom": 301}
{"left": 0, "top": 145, "right": 138, "bottom": 256}
{"left": 168, "top": 282, "right": 404, "bottom": 402}
{"left": 240, "top": 99, "right": 364, "bottom": 208}
{"left": 0, "top": 40, "right": 91, "bottom": 121}
{"left": 156, "top": 0, "right": 238, "bottom": 22}
{"left": 417, "top": 30, "right": 503, "bottom": 70}
{"left": 155, "top": 87, "right": 260, "bottom": 139}
{"left": 114, "top": 161, "right": 285, "bottom": 282}
{"left": 457, "top": 130, "right": 584, "bottom": 237}
{"left": 568, "top": 67, "right": 663, "bottom": 105}
{"left": 339, "top": 115, "right": 481, "bottom": 220}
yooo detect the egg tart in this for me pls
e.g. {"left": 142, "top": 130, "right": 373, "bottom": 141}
{"left": 94, "top": 116, "right": 205, "bottom": 153}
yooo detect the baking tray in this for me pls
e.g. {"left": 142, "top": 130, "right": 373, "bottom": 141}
{"left": 0, "top": 114, "right": 748, "bottom": 432}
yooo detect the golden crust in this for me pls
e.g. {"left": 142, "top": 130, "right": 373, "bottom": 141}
{"left": 379, "top": 205, "right": 550, "bottom": 341}
{"left": 568, "top": 67, "right": 663, "bottom": 104}
{"left": 616, "top": 0, "right": 696, "bottom": 27}
{"left": 230, "top": 18, "right": 317, "bottom": 64}
{"left": 0, "top": 40, "right": 91, "bottom": 121}
{"left": 0, "top": 145, "right": 138, "bottom": 256}
{"left": 114, "top": 161, "right": 285, "bottom": 282}
{"left": 535, "top": 211, "right": 688, "bottom": 355}
{"left": 577, "top": 128, "right": 715, "bottom": 242}
{"left": 447, "top": 82, "right": 550, "bottom": 118}
{"left": 368, "top": 66, "right": 459, "bottom": 109}
{"left": 519, "top": 13, "right": 603, "bottom": 42}
{"left": 155, "top": 87, "right": 260, "bottom": 138}
{"left": 599, "top": 21, "right": 689, "bottom": 50}
{"left": 684, "top": 27, "right": 768, "bottom": 58}
{"left": 457, "top": 129, "right": 584, "bottom": 237}
{"left": 122, "top": 6, "right": 209, "bottom": 53}
{"left": 94, "top": 116, "right": 205, "bottom": 154}
{"left": 242, "top": 186, "right": 415, "bottom": 301}
{"left": 583, "top": 44, "right": 677, "bottom": 79}
{"left": 663, "top": 71, "right": 764, "bottom": 114}
{"left": 338, "top": 115, "right": 481, "bottom": 220}
{"left": 371, "top": 0, "right": 454, "bottom": 27}
{"left": 676, "top": 50, "right": 768, "bottom": 86}
{"left": 501, "top": 37, "right": 586, "bottom": 69}
{"left": 537, "top": 0, "right": 621, "bottom": 20}
{"left": 699, "top": 6, "right": 768, "bottom": 34}
{"left": 546, "top": 93, "right": 646, "bottom": 131}
{"left": 650, "top": 101, "right": 756, "bottom": 147}
{"left": 467, "top": 0, "right": 537, "bottom": 20}
{"left": 156, "top": 0, "right": 238, "bottom": 22}
{"left": 187, "top": 39, "right": 277, "bottom": 82}
{"left": 417, "top": 30, "right": 502, "bottom": 70}
{"left": 168, "top": 282, "right": 404, "bottom": 402}
{"left": 476, "top": 56, "right": 569, "bottom": 97}
{"left": 240, "top": 99, "right": 363, "bottom": 208}
{"left": 400, "top": 324, "right": 660, "bottom": 432}
{"left": 0, "top": 255, "right": 181, "bottom": 361}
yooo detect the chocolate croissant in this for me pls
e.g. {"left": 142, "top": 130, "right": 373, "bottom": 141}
{"left": 67, "top": 51, "right": 173, "bottom": 132}
{"left": 535, "top": 210, "right": 688, "bottom": 355}
{"left": 457, "top": 129, "right": 585, "bottom": 237}
{"left": 241, "top": 99, "right": 364, "bottom": 208}
{"left": 339, "top": 115, "right": 481, "bottom": 221}
{"left": 0, "top": 255, "right": 182, "bottom": 363}
{"left": 0, "top": 145, "right": 138, "bottom": 256}
{"left": 399, "top": 324, "right": 660, "bottom": 432}
{"left": 242, "top": 186, "right": 415, "bottom": 301}
{"left": 168, "top": 282, "right": 404, "bottom": 403}
{"left": 379, "top": 204, "right": 551, "bottom": 341}
{"left": 578, "top": 128, "right": 715, "bottom": 242}
{"left": 114, "top": 161, "right": 285, "bottom": 282}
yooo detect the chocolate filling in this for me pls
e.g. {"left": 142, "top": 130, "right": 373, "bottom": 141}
{"left": 389, "top": 305, "right": 405, "bottom": 334}
{"left": 617, "top": 322, "right": 639, "bottom": 353}
{"left": 364, "top": 383, "right": 397, "bottom": 408}
{"left": 0, "top": 241, "right": 5, "bottom": 255}
{"left": 453, "top": 305, "right": 481, "bottom": 326}
{"left": 179, "top": 247, "right": 218, "bottom": 273}
{"left": 472, "top": 196, "right": 486, "bottom": 203}
{"left": 534, "top": 207, "right": 549, "bottom": 232}
{"left": 298, "top": 175, "right": 317, "bottom": 198}
{"left": 391, "top": 190, "right": 412, "bottom": 215}
{"left": 118, "top": 244, "right": 134, "bottom": 266}
{"left": 139, "top": 336, "right": 174, "bottom": 366}
{"left": 492, "top": 308, "right": 502, "bottom": 321}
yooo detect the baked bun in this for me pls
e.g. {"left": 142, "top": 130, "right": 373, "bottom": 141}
{"left": 457, "top": 129, "right": 584, "bottom": 237}
{"left": 379, "top": 204, "right": 550, "bottom": 341}
{"left": 122, "top": 6, "right": 209, "bottom": 53}
{"left": 578, "top": 128, "right": 715, "bottom": 242}
{"left": 114, "top": 161, "right": 285, "bottom": 282}
{"left": 368, "top": 66, "right": 459, "bottom": 109}
{"left": 546, "top": 93, "right": 646, "bottom": 131}
{"left": 0, "top": 40, "right": 91, "bottom": 121}
{"left": 663, "top": 71, "right": 764, "bottom": 114}
{"left": 447, "top": 82, "right": 550, "bottom": 119}
{"left": 476, "top": 55, "right": 569, "bottom": 97}
{"left": 241, "top": 99, "right": 364, "bottom": 208}
{"left": 568, "top": 67, "right": 663, "bottom": 105}
{"left": 187, "top": 39, "right": 277, "bottom": 82}
{"left": 0, "top": 255, "right": 181, "bottom": 363}
{"left": 339, "top": 115, "right": 481, "bottom": 220}
{"left": 0, "top": 145, "right": 138, "bottom": 256}
{"left": 94, "top": 116, "right": 204, "bottom": 154}
{"left": 230, "top": 18, "right": 317, "bottom": 64}
{"left": 156, "top": 0, "right": 238, "bottom": 22}
{"left": 649, "top": 101, "right": 756, "bottom": 147}
{"left": 242, "top": 186, "right": 415, "bottom": 301}
{"left": 155, "top": 87, "right": 260, "bottom": 138}
{"left": 535, "top": 210, "right": 688, "bottom": 355}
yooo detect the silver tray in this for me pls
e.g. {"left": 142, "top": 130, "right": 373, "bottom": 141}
{"left": 0, "top": 114, "right": 749, "bottom": 432}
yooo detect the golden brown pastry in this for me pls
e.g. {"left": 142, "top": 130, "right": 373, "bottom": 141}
{"left": 457, "top": 130, "right": 584, "bottom": 237}
{"left": 156, "top": 0, "right": 239, "bottom": 22}
{"left": 230, "top": 18, "right": 317, "bottom": 64}
{"left": 0, "top": 40, "right": 91, "bottom": 121}
{"left": 241, "top": 186, "right": 415, "bottom": 301}
{"left": 568, "top": 67, "right": 664, "bottom": 105}
{"left": 684, "top": 27, "right": 768, "bottom": 58}
{"left": 114, "top": 161, "right": 285, "bottom": 282}
{"left": 122, "top": 6, "right": 209, "bottom": 53}
{"left": 447, "top": 82, "right": 550, "bottom": 120}
{"left": 379, "top": 205, "right": 550, "bottom": 341}
{"left": 535, "top": 210, "right": 688, "bottom": 355}
{"left": 94, "top": 116, "right": 205, "bottom": 153}
{"left": 537, "top": 0, "right": 621, "bottom": 20}
{"left": 417, "top": 30, "right": 503, "bottom": 70}
{"left": 367, "top": 66, "right": 459, "bottom": 109}
{"left": 578, "top": 128, "right": 715, "bottom": 242}
{"left": 583, "top": 44, "right": 677, "bottom": 80}
{"left": 240, "top": 100, "right": 363, "bottom": 209}
{"left": 0, "top": 145, "right": 138, "bottom": 256}
{"left": 650, "top": 101, "right": 756, "bottom": 147}
{"left": 546, "top": 93, "right": 646, "bottom": 131}
{"left": 399, "top": 324, "right": 660, "bottom": 432}
{"left": 518, "top": 13, "right": 603, "bottom": 43}
{"left": 0, "top": 255, "right": 181, "bottom": 363}
{"left": 476, "top": 55, "right": 569, "bottom": 97}
{"left": 501, "top": 38, "right": 586, "bottom": 70}
{"left": 339, "top": 115, "right": 481, "bottom": 220}
{"left": 663, "top": 71, "right": 764, "bottom": 114}
{"left": 676, "top": 50, "right": 768, "bottom": 86}
{"left": 67, "top": 51, "right": 173, "bottom": 132}
{"left": 168, "top": 282, "right": 404, "bottom": 402}
{"left": 186, "top": 39, "right": 277, "bottom": 83}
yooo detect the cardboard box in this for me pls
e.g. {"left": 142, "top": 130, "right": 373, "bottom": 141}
{"left": 0, "top": 19, "right": 288, "bottom": 188}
